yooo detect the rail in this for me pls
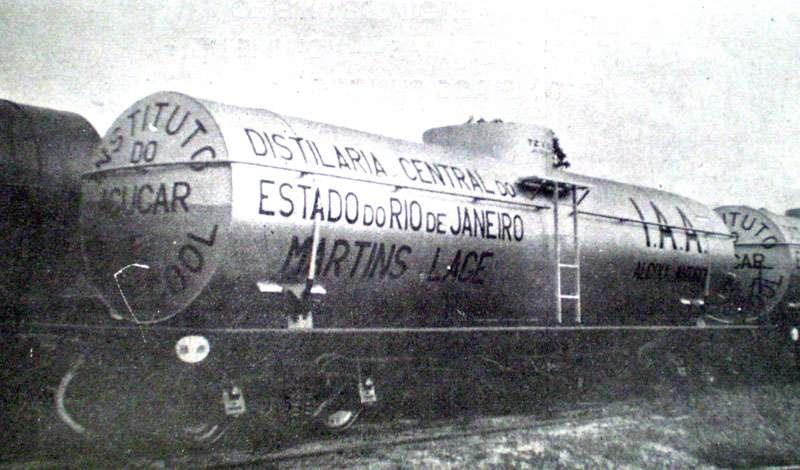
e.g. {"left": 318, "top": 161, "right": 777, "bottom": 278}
{"left": 171, "top": 401, "right": 658, "bottom": 468}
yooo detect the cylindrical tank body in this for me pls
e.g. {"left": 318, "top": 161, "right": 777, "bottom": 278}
{"left": 79, "top": 92, "right": 734, "bottom": 329}
{"left": 715, "top": 206, "right": 800, "bottom": 322}
{"left": 0, "top": 100, "right": 100, "bottom": 313}
{"left": 0, "top": 101, "right": 100, "bottom": 451}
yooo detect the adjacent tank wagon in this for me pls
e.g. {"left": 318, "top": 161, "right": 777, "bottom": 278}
{"left": 0, "top": 100, "right": 100, "bottom": 316}
{"left": 0, "top": 101, "right": 100, "bottom": 454}
{"left": 715, "top": 206, "right": 800, "bottom": 324}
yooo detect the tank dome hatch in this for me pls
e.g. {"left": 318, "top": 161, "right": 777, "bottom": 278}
{"left": 422, "top": 121, "right": 568, "bottom": 174}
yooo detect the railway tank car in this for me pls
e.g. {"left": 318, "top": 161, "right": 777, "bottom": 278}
{"left": 0, "top": 100, "right": 100, "bottom": 455}
{"left": 0, "top": 100, "right": 100, "bottom": 317}
{"left": 48, "top": 90, "right": 766, "bottom": 447}
{"left": 715, "top": 206, "right": 800, "bottom": 325}
{"left": 80, "top": 92, "right": 735, "bottom": 329}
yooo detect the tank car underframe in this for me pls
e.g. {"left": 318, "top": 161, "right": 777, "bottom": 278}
{"left": 20, "top": 319, "right": 789, "bottom": 450}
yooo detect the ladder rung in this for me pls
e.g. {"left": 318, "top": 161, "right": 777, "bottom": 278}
{"left": 559, "top": 295, "right": 580, "bottom": 300}
{"left": 558, "top": 263, "right": 579, "bottom": 269}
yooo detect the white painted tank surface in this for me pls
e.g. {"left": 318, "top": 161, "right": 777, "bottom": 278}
{"left": 79, "top": 92, "right": 735, "bottom": 328}
{"left": 715, "top": 206, "right": 800, "bottom": 322}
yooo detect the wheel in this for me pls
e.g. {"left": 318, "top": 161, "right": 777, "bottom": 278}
{"left": 321, "top": 408, "right": 361, "bottom": 432}
{"left": 692, "top": 362, "right": 718, "bottom": 388}
{"left": 175, "top": 381, "right": 233, "bottom": 449}
{"left": 312, "top": 375, "right": 363, "bottom": 434}
{"left": 310, "top": 355, "right": 368, "bottom": 434}
{"left": 696, "top": 340, "right": 740, "bottom": 385}
{"left": 55, "top": 355, "right": 91, "bottom": 437}
{"left": 637, "top": 342, "right": 690, "bottom": 390}
{"left": 313, "top": 385, "right": 363, "bottom": 434}
{"left": 182, "top": 421, "right": 228, "bottom": 447}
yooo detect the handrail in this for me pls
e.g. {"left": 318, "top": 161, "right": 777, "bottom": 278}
{"left": 577, "top": 210, "right": 734, "bottom": 238}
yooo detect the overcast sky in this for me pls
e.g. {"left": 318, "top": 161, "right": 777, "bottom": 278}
{"left": 1, "top": 0, "right": 797, "bottom": 212}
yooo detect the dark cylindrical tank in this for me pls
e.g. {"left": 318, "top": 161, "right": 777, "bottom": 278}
{"left": 787, "top": 208, "right": 800, "bottom": 219}
{"left": 79, "top": 92, "right": 734, "bottom": 328}
{"left": 0, "top": 100, "right": 100, "bottom": 314}
{"left": 715, "top": 206, "right": 800, "bottom": 322}
{"left": 0, "top": 101, "right": 100, "bottom": 453}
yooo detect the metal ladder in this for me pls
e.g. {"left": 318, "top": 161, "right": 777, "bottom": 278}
{"left": 553, "top": 183, "right": 581, "bottom": 324}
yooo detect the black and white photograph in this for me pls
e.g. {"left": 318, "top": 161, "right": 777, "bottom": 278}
{"left": 1, "top": 1, "right": 799, "bottom": 467}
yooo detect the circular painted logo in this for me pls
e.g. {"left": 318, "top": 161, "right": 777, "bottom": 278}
{"left": 715, "top": 206, "right": 792, "bottom": 320}
{"left": 81, "top": 92, "right": 230, "bottom": 324}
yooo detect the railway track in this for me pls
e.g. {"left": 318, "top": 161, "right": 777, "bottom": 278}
{"left": 155, "top": 398, "right": 664, "bottom": 468}
{"left": 0, "top": 400, "right": 651, "bottom": 469}
{"left": 7, "top": 380, "right": 793, "bottom": 468}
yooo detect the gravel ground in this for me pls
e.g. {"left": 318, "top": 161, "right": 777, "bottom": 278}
{"left": 280, "top": 382, "right": 800, "bottom": 469}
{"left": 4, "top": 376, "right": 800, "bottom": 468}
